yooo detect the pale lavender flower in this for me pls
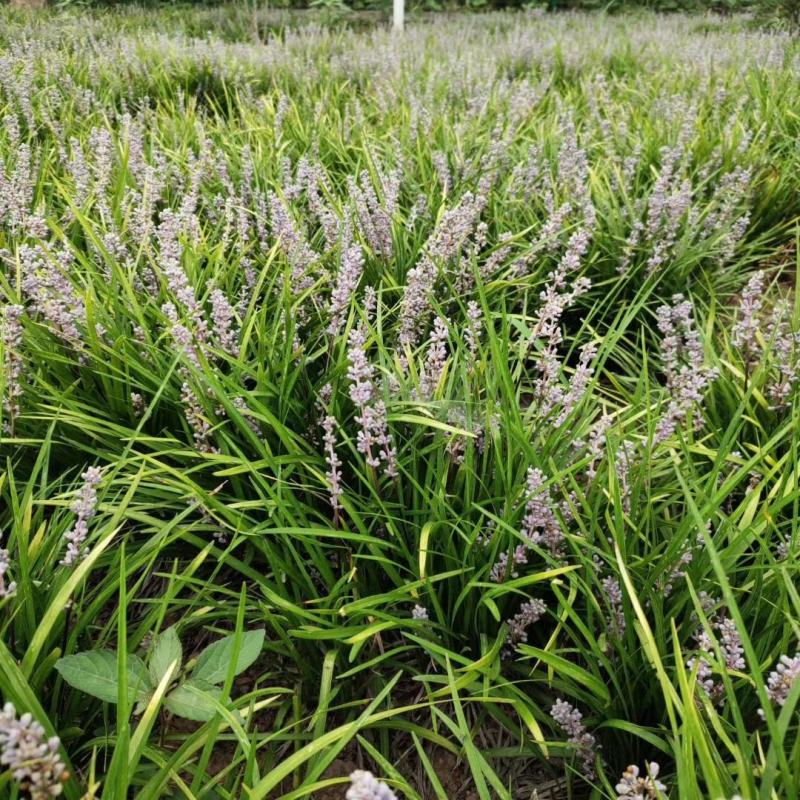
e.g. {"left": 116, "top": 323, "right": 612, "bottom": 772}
{"left": 238, "top": 262, "right": 259, "bottom": 318}
{"left": 687, "top": 613, "right": 745, "bottom": 703}
{"left": 557, "top": 228, "right": 592, "bottom": 280}
{"left": 348, "top": 169, "right": 396, "bottom": 260}
{"left": 622, "top": 144, "right": 642, "bottom": 192}
{"left": 231, "top": 396, "right": 262, "bottom": 439}
{"left": 419, "top": 316, "right": 449, "bottom": 399}
{"left": 718, "top": 616, "right": 745, "bottom": 671}
{"left": 178, "top": 140, "right": 210, "bottom": 242}
{"left": 61, "top": 466, "right": 102, "bottom": 567}
{"left": 529, "top": 231, "right": 592, "bottom": 415}
{"left": 550, "top": 699, "right": 597, "bottom": 780}
{"left": 574, "top": 413, "right": 612, "bottom": 481}
{"left": 245, "top": 180, "right": 268, "bottom": 243}
{"left": 533, "top": 329, "right": 582, "bottom": 415}
{"left": 321, "top": 415, "right": 343, "bottom": 515}
{"left": 0, "top": 537, "right": 16, "bottom": 599}
{"left": 659, "top": 296, "right": 701, "bottom": 387}
{"left": 347, "top": 325, "right": 397, "bottom": 478}
{"left": 505, "top": 598, "right": 546, "bottom": 650}
{"left": 646, "top": 179, "right": 692, "bottom": 275}
{"left": 98, "top": 231, "right": 129, "bottom": 273}
{"left": 162, "top": 303, "right": 202, "bottom": 368}
{"left": 465, "top": 300, "right": 482, "bottom": 361}
{"left": 298, "top": 160, "right": 339, "bottom": 249}
{"left": 477, "top": 520, "right": 496, "bottom": 548}
{"left": 269, "top": 192, "right": 316, "bottom": 294}
{"left": 662, "top": 546, "right": 693, "bottom": 597}
{"left": 66, "top": 136, "right": 92, "bottom": 209}
{"left": 270, "top": 92, "right": 289, "bottom": 133}
{"left": 641, "top": 144, "right": 693, "bottom": 275}
{"left": 399, "top": 192, "right": 484, "bottom": 349}
{"left": 126, "top": 160, "right": 166, "bottom": 251}
{"left": 0, "top": 137, "right": 37, "bottom": 236}
{"left": 645, "top": 145, "right": 683, "bottom": 241}
{"left": 520, "top": 468, "right": 564, "bottom": 557}
{"left": 396, "top": 251, "right": 433, "bottom": 348}
{"left": 348, "top": 326, "right": 376, "bottom": 411}
{"left": 239, "top": 143, "right": 255, "bottom": 204}
{"left": 132, "top": 324, "right": 147, "bottom": 350}
{"left": 557, "top": 117, "right": 596, "bottom": 228}
{"left": 510, "top": 144, "right": 543, "bottom": 202}
{"left": 405, "top": 194, "right": 427, "bottom": 231}
{"left": 131, "top": 392, "right": 145, "bottom": 418}
{"left": 453, "top": 222, "right": 490, "bottom": 294}
{"left": 280, "top": 156, "right": 301, "bottom": 201}
{"left": 615, "top": 762, "right": 667, "bottom": 799}
{"left": 328, "top": 240, "right": 365, "bottom": 336}
{"left": 654, "top": 295, "right": 716, "bottom": 444}
{"left": 208, "top": 288, "right": 240, "bottom": 358}
{"left": 347, "top": 770, "right": 397, "bottom": 800}
{"left": 444, "top": 407, "right": 485, "bottom": 465}
{"left": 554, "top": 342, "right": 598, "bottom": 426}
{"left": 766, "top": 302, "right": 800, "bottom": 407}
{"left": 19, "top": 245, "right": 85, "bottom": 350}
{"left": 703, "top": 166, "right": 752, "bottom": 262}
{"left": 698, "top": 591, "right": 719, "bottom": 615}
{"left": 478, "top": 232, "right": 513, "bottom": 283}
{"left": 87, "top": 127, "right": 114, "bottom": 209}
{"left": 489, "top": 545, "right": 528, "bottom": 583}
{"left": 0, "top": 703, "right": 67, "bottom": 800}
{"left": 474, "top": 130, "right": 510, "bottom": 193}
{"left": 731, "top": 271, "right": 765, "bottom": 358}
{"left": 602, "top": 576, "right": 626, "bottom": 638}
{"left": 759, "top": 652, "right": 800, "bottom": 718}
{"left": 1, "top": 304, "right": 24, "bottom": 432}
{"left": 364, "top": 287, "right": 377, "bottom": 322}
{"left": 618, "top": 214, "right": 644, "bottom": 276}
{"left": 181, "top": 381, "right": 217, "bottom": 454}
{"left": 411, "top": 604, "right": 429, "bottom": 620}
{"left": 527, "top": 202, "right": 572, "bottom": 265}
{"left": 687, "top": 629, "right": 717, "bottom": 699}
{"left": 614, "top": 440, "right": 636, "bottom": 514}
{"left": 587, "top": 72, "right": 612, "bottom": 139}
{"left": 157, "top": 211, "right": 207, "bottom": 344}
{"left": 432, "top": 151, "right": 452, "bottom": 195}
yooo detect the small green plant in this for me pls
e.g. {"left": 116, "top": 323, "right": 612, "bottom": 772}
{"left": 55, "top": 628, "right": 266, "bottom": 721}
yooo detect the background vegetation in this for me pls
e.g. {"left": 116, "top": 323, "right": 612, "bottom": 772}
{"left": 30, "top": 0, "right": 800, "bottom": 33}
{"left": 0, "top": 7, "right": 798, "bottom": 800}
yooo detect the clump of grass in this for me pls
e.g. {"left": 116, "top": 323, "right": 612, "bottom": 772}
{"left": 0, "top": 7, "right": 799, "bottom": 800}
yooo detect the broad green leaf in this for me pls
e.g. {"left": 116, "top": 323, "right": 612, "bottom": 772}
{"left": 192, "top": 628, "right": 265, "bottom": 685}
{"left": 164, "top": 679, "right": 222, "bottom": 721}
{"left": 55, "top": 651, "right": 153, "bottom": 705}
{"left": 149, "top": 627, "right": 182, "bottom": 684}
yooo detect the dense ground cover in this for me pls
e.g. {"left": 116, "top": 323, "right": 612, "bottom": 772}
{"left": 0, "top": 7, "right": 799, "bottom": 799}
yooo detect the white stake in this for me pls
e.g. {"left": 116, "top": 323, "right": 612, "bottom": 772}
{"left": 393, "top": 0, "right": 404, "bottom": 33}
